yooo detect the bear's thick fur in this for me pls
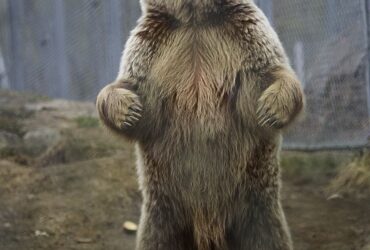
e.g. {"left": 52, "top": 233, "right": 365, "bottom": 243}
{"left": 97, "top": 1, "right": 304, "bottom": 249}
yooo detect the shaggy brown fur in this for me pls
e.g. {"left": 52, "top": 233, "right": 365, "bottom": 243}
{"left": 96, "top": 0, "right": 304, "bottom": 249}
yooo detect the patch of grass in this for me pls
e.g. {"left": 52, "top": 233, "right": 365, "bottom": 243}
{"left": 27, "top": 94, "right": 51, "bottom": 102}
{"left": 0, "top": 147, "right": 30, "bottom": 165}
{"left": 34, "top": 133, "right": 117, "bottom": 167}
{"left": 49, "top": 130, "right": 120, "bottom": 164}
{"left": 0, "top": 116, "right": 24, "bottom": 136}
{"left": 0, "top": 107, "right": 33, "bottom": 136}
{"left": 329, "top": 151, "right": 370, "bottom": 198}
{"left": 74, "top": 116, "right": 99, "bottom": 128}
{"left": 281, "top": 151, "right": 353, "bottom": 184}
{"left": 0, "top": 147, "right": 18, "bottom": 158}
{"left": 65, "top": 137, "right": 110, "bottom": 162}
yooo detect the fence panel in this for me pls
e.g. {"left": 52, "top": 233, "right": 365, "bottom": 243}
{"left": 0, "top": 0, "right": 140, "bottom": 100}
{"left": 263, "top": 0, "right": 370, "bottom": 149}
{"left": 0, "top": 0, "right": 369, "bottom": 150}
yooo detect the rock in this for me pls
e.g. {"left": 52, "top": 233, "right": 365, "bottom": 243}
{"left": 25, "top": 100, "right": 97, "bottom": 119}
{"left": 123, "top": 221, "right": 138, "bottom": 234}
{"left": 0, "top": 131, "right": 21, "bottom": 150}
{"left": 3, "top": 222, "right": 11, "bottom": 229}
{"left": 23, "top": 128, "right": 61, "bottom": 156}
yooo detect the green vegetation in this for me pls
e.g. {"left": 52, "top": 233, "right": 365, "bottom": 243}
{"left": 74, "top": 116, "right": 100, "bottom": 128}
{"left": 35, "top": 128, "right": 127, "bottom": 167}
{"left": 0, "top": 107, "right": 32, "bottom": 136}
{"left": 329, "top": 151, "right": 370, "bottom": 197}
{"left": 0, "top": 116, "right": 23, "bottom": 136}
{"left": 281, "top": 151, "right": 354, "bottom": 184}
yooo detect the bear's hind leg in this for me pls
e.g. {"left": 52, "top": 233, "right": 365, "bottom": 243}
{"left": 227, "top": 193, "right": 292, "bottom": 250}
{"left": 136, "top": 202, "right": 195, "bottom": 250}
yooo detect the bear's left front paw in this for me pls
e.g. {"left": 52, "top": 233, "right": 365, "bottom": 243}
{"left": 256, "top": 84, "right": 290, "bottom": 129}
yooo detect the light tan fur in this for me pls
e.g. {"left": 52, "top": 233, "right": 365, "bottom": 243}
{"left": 97, "top": 0, "right": 304, "bottom": 249}
{"left": 96, "top": 80, "right": 142, "bottom": 133}
{"left": 257, "top": 66, "right": 304, "bottom": 128}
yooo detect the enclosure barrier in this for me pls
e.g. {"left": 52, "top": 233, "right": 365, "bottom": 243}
{"left": 0, "top": 0, "right": 369, "bottom": 150}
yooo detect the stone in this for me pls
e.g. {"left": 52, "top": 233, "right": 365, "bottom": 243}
{"left": 23, "top": 128, "right": 61, "bottom": 156}
{"left": 122, "top": 221, "right": 138, "bottom": 234}
{"left": 25, "top": 100, "right": 97, "bottom": 119}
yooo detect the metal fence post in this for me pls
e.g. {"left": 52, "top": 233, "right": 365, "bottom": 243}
{"left": 102, "top": 0, "right": 123, "bottom": 85}
{"left": 7, "top": 0, "right": 24, "bottom": 91}
{"left": 54, "top": 0, "right": 70, "bottom": 98}
{"left": 293, "top": 41, "right": 305, "bottom": 87}
{"left": 364, "top": 0, "right": 370, "bottom": 118}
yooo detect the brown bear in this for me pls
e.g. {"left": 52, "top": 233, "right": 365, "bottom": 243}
{"left": 96, "top": 0, "right": 304, "bottom": 249}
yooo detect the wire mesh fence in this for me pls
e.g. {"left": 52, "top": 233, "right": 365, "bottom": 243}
{"left": 0, "top": 0, "right": 141, "bottom": 99}
{"left": 0, "top": 0, "right": 369, "bottom": 150}
{"left": 265, "top": 0, "right": 370, "bottom": 149}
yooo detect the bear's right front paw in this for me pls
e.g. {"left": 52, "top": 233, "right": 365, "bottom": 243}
{"left": 97, "top": 85, "right": 143, "bottom": 131}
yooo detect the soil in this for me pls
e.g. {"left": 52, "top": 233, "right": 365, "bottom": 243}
{"left": 0, "top": 90, "right": 369, "bottom": 250}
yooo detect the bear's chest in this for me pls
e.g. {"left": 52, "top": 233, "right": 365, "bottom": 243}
{"left": 147, "top": 27, "right": 244, "bottom": 128}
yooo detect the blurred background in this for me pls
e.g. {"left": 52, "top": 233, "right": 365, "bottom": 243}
{"left": 0, "top": 1, "right": 370, "bottom": 250}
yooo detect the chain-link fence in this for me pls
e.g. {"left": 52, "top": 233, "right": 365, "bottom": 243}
{"left": 0, "top": 0, "right": 141, "bottom": 100}
{"left": 0, "top": 0, "right": 369, "bottom": 150}
{"left": 264, "top": 0, "right": 370, "bottom": 149}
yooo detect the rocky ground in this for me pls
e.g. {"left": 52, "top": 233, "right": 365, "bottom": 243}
{"left": 0, "top": 90, "right": 369, "bottom": 250}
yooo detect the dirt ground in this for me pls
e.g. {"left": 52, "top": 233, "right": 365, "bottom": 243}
{"left": 0, "top": 90, "right": 369, "bottom": 250}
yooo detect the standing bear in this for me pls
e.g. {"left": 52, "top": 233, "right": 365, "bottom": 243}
{"left": 97, "top": 0, "right": 304, "bottom": 249}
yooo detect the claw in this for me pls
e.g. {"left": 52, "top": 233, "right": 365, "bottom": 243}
{"left": 123, "top": 122, "right": 133, "bottom": 128}
{"left": 260, "top": 116, "right": 273, "bottom": 127}
{"left": 256, "top": 105, "right": 264, "bottom": 117}
{"left": 127, "top": 115, "right": 140, "bottom": 123}
{"left": 267, "top": 117, "right": 280, "bottom": 127}
{"left": 270, "top": 119, "right": 279, "bottom": 127}
{"left": 132, "top": 116, "right": 140, "bottom": 121}
{"left": 257, "top": 106, "right": 271, "bottom": 121}
{"left": 257, "top": 112, "right": 266, "bottom": 122}
{"left": 129, "top": 111, "right": 142, "bottom": 118}
{"left": 129, "top": 105, "right": 142, "bottom": 112}
{"left": 257, "top": 116, "right": 265, "bottom": 125}
{"left": 271, "top": 120, "right": 284, "bottom": 129}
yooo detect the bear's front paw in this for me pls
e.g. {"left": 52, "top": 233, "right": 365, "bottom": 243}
{"left": 97, "top": 84, "right": 143, "bottom": 131}
{"left": 256, "top": 83, "right": 290, "bottom": 129}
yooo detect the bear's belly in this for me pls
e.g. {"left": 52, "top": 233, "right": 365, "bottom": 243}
{"left": 138, "top": 131, "right": 258, "bottom": 197}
